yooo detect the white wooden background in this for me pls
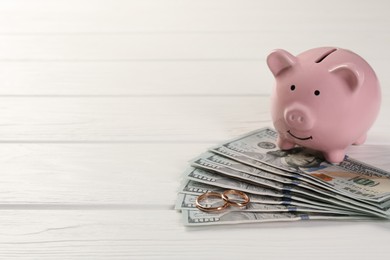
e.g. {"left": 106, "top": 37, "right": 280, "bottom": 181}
{"left": 0, "top": 0, "right": 389, "bottom": 259}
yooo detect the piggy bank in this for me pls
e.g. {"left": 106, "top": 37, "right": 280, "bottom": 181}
{"left": 267, "top": 47, "right": 381, "bottom": 163}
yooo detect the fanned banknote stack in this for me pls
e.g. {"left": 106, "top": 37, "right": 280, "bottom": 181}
{"left": 175, "top": 127, "right": 390, "bottom": 226}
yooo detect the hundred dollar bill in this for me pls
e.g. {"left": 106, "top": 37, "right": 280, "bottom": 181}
{"left": 211, "top": 145, "right": 328, "bottom": 187}
{"left": 193, "top": 152, "right": 342, "bottom": 195}
{"left": 182, "top": 209, "right": 376, "bottom": 226}
{"left": 191, "top": 154, "right": 388, "bottom": 211}
{"left": 184, "top": 167, "right": 389, "bottom": 218}
{"left": 192, "top": 157, "right": 352, "bottom": 204}
{"left": 301, "top": 159, "right": 390, "bottom": 203}
{"left": 178, "top": 180, "right": 353, "bottom": 211}
{"left": 175, "top": 193, "right": 361, "bottom": 215}
{"left": 192, "top": 152, "right": 294, "bottom": 184}
{"left": 211, "top": 145, "right": 302, "bottom": 179}
{"left": 213, "top": 127, "right": 390, "bottom": 203}
{"left": 191, "top": 157, "right": 390, "bottom": 213}
{"left": 211, "top": 145, "right": 390, "bottom": 210}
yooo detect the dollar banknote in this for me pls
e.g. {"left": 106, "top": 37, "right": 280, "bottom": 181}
{"left": 211, "top": 145, "right": 330, "bottom": 187}
{"left": 184, "top": 167, "right": 389, "bottom": 218}
{"left": 182, "top": 209, "right": 376, "bottom": 226}
{"left": 192, "top": 152, "right": 294, "bottom": 183}
{"left": 191, "top": 154, "right": 389, "bottom": 211}
{"left": 211, "top": 145, "right": 302, "bottom": 179}
{"left": 176, "top": 127, "right": 390, "bottom": 225}
{"left": 176, "top": 193, "right": 363, "bottom": 215}
{"left": 192, "top": 153, "right": 347, "bottom": 198}
{"left": 212, "top": 127, "right": 390, "bottom": 203}
{"left": 211, "top": 145, "right": 390, "bottom": 211}
{"left": 191, "top": 157, "right": 357, "bottom": 205}
{"left": 178, "top": 180, "right": 354, "bottom": 211}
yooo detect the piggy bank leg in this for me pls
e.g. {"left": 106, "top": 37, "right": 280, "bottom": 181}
{"left": 323, "top": 149, "right": 347, "bottom": 164}
{"left": 353, "top": 133, "right": 367, "bottom": 145}
{"left": 277, "top": 136, "right": 295, "bottom": 150}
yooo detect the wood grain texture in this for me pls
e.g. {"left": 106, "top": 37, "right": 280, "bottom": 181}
{"left": 0, "top": 0, "right": 389, "bottom": 259}
{"left": 0, "top": 96, "right": 270, "bottom": 142}
{"left": 0, "top": 60, "right": 389, "bottom": 96}
{"left": 0, "top": 61, "right": 268, "bottom": 96}
{"left": 0, "top": 210, "right": 389, "bottom": 259}
{"left": 0, "top": 33, "right": 388, "bottom": 61}
{"left": 0, "top": 143, "right": 208, "bottom": 205}
{"left": 0, "top": 143, "right": 388, "bottom": 207}
{"left": 0, "top": 96, "right": 388, "bottom": 142}
{"left": 0, "top": 0, "right": 387, "bottom": 33}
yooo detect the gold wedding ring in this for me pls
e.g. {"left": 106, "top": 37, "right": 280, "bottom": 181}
{"left": 195, "top": 191, "right": 229, "bottom": 212}
{"left": 195, "top": 190, "right": 250, "bottom": 212}
{"left": 222, "top": 189, "right": 250, "bottom": 207}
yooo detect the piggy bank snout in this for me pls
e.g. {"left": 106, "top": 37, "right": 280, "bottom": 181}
{"left": 284, "top": 105, "right": 315, "bottom": 131}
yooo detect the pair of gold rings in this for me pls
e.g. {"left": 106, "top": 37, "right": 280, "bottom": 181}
{"left": 195, "top": 190, "right": 250, "bottom": 212}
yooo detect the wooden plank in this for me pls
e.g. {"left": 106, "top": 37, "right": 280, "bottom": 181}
{"left": 0, "top": 96, "right": 388, "bottom": 143}
{"left": 0, "top": 61, "right": 269, "bottom": 96}
{"left": 0, "top": 96, "right": 271, "bottom": 142}
{"left": 0, "top": 33, "right": 388, "bottom": 62}
{"left": 0, "top": 142, "right": 388, "bottom": 206}
{"left": 347, "top": 144, "right": 390, "bottom": 171}
{"left": 0, "top": 143, "right": 211, "bottom": 205}
{"left": 0, "top": 2, "right": 387, "bottom": 259}
{"left": 0, "top": 60, "right": 389, "bottom": 96}
{"left": 0, "top": 209, "right": 389, "bottom": 259}
{"left": 0, "top": 0, "right": 388, "bottom": 33}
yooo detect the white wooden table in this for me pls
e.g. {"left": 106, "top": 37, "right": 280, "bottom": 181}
{"left": 0, "top": 1, "right": 389, "bottom": 259}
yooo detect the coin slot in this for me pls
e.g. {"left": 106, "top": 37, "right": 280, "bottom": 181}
{"left": 315, "top": 48, "right": 337, "bottom": 63}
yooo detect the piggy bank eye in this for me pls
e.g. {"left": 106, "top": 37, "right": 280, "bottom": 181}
{"left": 314, "top": 90, "right": 320, "bottom": 96}
{"left": 290, "top": 85, "right": 296, "bottom": 91}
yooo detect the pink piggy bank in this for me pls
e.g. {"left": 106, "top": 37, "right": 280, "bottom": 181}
{"left": 267, "top": 47, "right": 381, "bottom": 163}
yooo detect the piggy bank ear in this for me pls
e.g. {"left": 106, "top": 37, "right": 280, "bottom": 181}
{"left": 267, "top": 49, "right": 297, "bottom": 77}
{"left": 329, "top": 63, "right": 364, "bottom": 92}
